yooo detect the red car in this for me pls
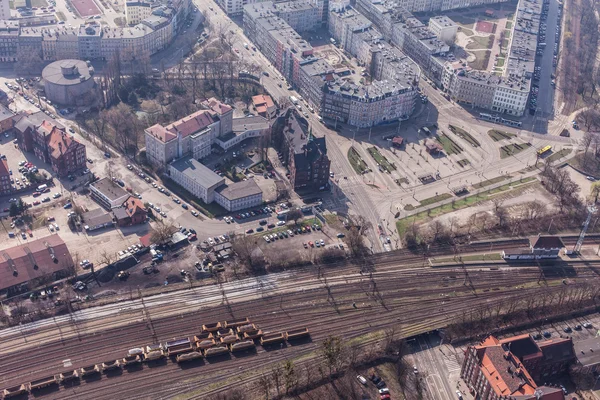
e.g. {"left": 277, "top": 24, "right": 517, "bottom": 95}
{"left": 42, "top": 188, "right": 50, "bottom": 193}
{"left": 188, "top": 234, "right": 197, "bottom": 241}
{"left": 33, "top": 200, "right": 40, "bottom": 205}
{"left": 32, "top": 191, "right": 41, "bottom": 197}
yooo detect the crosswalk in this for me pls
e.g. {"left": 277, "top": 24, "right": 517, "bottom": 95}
{"left": 444, "top": 351, "right": 462, "bottom": 374}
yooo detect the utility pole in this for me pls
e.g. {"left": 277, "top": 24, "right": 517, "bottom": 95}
{"left": 138, "top": 287, "right": 157, "bottom": 343}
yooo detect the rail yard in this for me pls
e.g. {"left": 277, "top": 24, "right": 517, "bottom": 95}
{"left": 1, "top": 241, "right": 599, "bottom": 399}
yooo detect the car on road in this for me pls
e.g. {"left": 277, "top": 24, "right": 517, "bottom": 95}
{"left": 456, "top": 390, "right": 463, "bottom": 399}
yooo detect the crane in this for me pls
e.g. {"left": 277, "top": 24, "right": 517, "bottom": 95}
{"left": 573, "top": 205, "right": 597, "bottom": 254}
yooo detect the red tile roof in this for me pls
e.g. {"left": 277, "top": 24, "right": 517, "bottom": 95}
{"left": 123, "top": 196, "right": 147, "bottom": 218}
{"left": 252, "top": 94, "right": 275, "bottom": 108}
{"left": 0, "top": 234, "right": 74, "bottom": 291}
{"left": 0, "top": 159, "right": 9, "bottom": 177}
{"left": 47, "top": 128, "right": 81, "bottom": 159}
{"left": 165, "top": 110, "right": 215, "bottom": 138}
{"left": 203, "top": 97, "right": 232, "bottom": 115}
{"left": 146, "top": 124, "right": 177, "bottom": 143}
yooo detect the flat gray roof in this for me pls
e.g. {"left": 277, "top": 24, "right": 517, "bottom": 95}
{"left": 575, "top": 336, "right": 600, "bottom": 366}
{"left": 91, "top": 177, "right": 129, "bottom": 201}
{"left": 169, "top": 156, "right": 224, "bottom": 189}
{"left": 216, "top": 179, "right": 262, "bottom": 200}
{"left": 42, "top": 59, "right": 93, "bottom": 86}
{"left": 232, "top": 116, "right": 270, "bottom": 132}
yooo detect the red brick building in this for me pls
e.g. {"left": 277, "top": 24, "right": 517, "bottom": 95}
{"left": 47, "top": 129, "right": 87, "bottom": 177}
{"left": 13, "top": 113, "right": 86, "bottom": 177}
{"left": 461, "top": 335, "right": 568, "bottom": 400}
{"left": 0, "top": 159, "right": 12, "bottom": 195}
{"left": 115, "top": 196, "right": 148, "bottom": 226}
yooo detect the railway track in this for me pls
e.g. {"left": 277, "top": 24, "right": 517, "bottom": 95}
{"left": 2, "top": 258, "right": 598, "bottom": 399}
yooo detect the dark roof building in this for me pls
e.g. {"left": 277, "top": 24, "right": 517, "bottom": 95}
{"left": 0, "top": 234, "right": 74, "bottom": 295}
{"left": 531, "top": 236, "right": 564, "bottom": 259}
{"left": 82, "top": 208, "right": 114, "bottom": 231}
{"left": 277, "top": 109, "right": 330, "bottom": 192}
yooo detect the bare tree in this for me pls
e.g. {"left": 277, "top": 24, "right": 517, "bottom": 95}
{"left": 321, "top": 335, "right": 344, "bottom": 377}
{"left": 150, "top": 221, "right": 177, "bottom": 245}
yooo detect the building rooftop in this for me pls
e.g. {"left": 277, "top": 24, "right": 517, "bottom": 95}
{"left": 0, "top": 104, "right": 13, "bottom": 122}
{"left": 533, "top": 236, "right": 564, "bottom": 249}
{"left": 216, "top": 179, "right": 262, "bottom": 200}
{"left": 169, "top": 156, "right": 224, "bottom": 189}
{"left": 165, "top": 109, "right": 215, "bottom": 138}
{"left": 232, "top": 115, "right": 270, "bottom": 132}
{"left": 0, "top": 234, "right": 73, "bottom": 292}
{"left": 91, "top": 177, "right": 129, "bottom": 201}
{"left": 82, "top": 208, "right": 113, "bottom": 227}
{"left": 146, "top": 124, "right": 176, "bottom": 143}
{"left": 429, "top": 15, "right": 457, "bottom": 27}
{"left": 123, "top": 196, "right": 147, "bottom": 217}
{"left": 574, "top": 336, "right": 600, "bottom": 367}
{"left": 331, "top": 6, "right": 372, "bottom": 31}
{"left": 42, "top": 59, "right": 93, "bottom": 86}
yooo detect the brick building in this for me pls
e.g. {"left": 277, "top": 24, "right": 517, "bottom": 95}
{"left": 0, "top": 158, "right": 11, "bottom": 195}
{"left": 276, "top": 109, "right": 330, "bottom": 192}
{"left": 461, "top": 335, "right": 571, "bottom": 400}
{"left": 122, "top": 196, "right": 148, "bottom": 225}
{"left": 13, "top": 114, "right": 86, "bottom": 177}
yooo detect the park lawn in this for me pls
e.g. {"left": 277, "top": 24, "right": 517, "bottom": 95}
{"left": 472, "top": 175, "right": 509, "bottom": 189}
{"left": 348, "top": 147, "right": 368, "bottom": 174}
{"left": 367, "top": 147, "right": 396, "bottom": 172}
{"left": 436, "top": 134, "right": 463, "bottom": 155}
{"left": 466, "top": 35, "right": 494, "bottom": 50}
{"left": 505, "top": 21, "right": 513, "bottom": 29}
{"left": 500, "top": 142, "right": 532, "bottom": 159}
{"left": 449, "top": 125, "right": 480, "bottom": 147}
{"left": 396, "top": 179, "right": 537, "bottom": 236}
{"left": 544, "top": 148, "right": 573, "bottom": 163}
{"left": 496, "top": 57, "right": 505, "bottom": 67}
{"left": 459, "top": 27, "right": 474, "bottom": 36}
{"left": 468, "top": 50, "right": 491, "bottom": 70}
{"left": 488, "top": 129, "right": 516, "bottom": 141}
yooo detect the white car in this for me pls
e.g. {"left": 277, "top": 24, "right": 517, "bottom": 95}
{"left": 54, "top": 223, "right": 59, "bottom": 231}
{"left": 276, "top": 220, "right": 286, "bottom": 226}
{"left": 264, "top": 236, "right": 270, "bottom": 243}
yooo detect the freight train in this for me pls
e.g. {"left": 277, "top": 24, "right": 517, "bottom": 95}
{"left": 1, "top": 317, "right": 309, "bottom": 398}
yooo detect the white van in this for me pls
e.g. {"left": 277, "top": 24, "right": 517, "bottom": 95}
{"left": 356, "top": 375, "right": 367, "bottom": 385}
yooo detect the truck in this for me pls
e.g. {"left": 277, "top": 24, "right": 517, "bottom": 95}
{"left": 289, "top": 96, "right": 298, "bottom": 105}
{"left": 37, "top": 184, "right": 48, "bottom": 192}
{"left": 150, "top": 249, "right": 163, "bottom": 261}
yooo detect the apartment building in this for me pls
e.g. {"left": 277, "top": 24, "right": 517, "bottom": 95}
{"left": 0, "top": 21, "right": 19, "bottom": 62}
{"left": 0, "top": 0, "right": 10, "bottom": 20}
{"left": 125, "top": 1, "right": 152, "bottom": 25}
{"left": 428, "top": 15, "right": 457, "bottom": 44}
{"left": 46, "top": 129, "right": 87, "bottom": 177}
{"left": 0, "top": 1, "right": 191, "bottom": 63}
{"left": 356, "top": 0, "right": 536, "bottom": 117}
{"left": 461, "top": 335, "right": 571, "bottom": 399}
{"left": 0, "top": 158, "right": 11, "bottom": 195}
{"left": 269, "top": 0, "right": 320, "bottom": 33}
